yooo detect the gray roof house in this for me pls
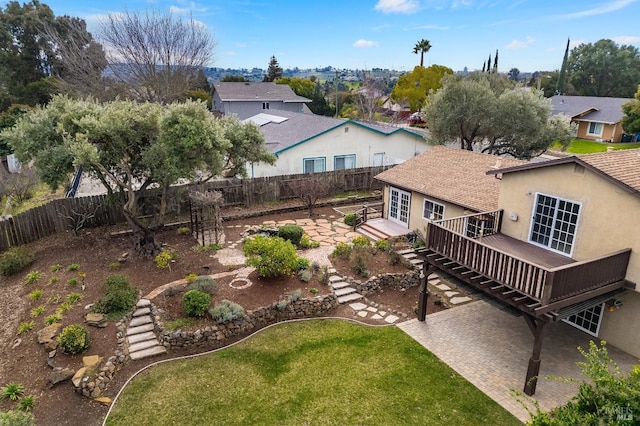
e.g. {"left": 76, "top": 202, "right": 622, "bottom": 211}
{"left": 211, "top": 82, "right": 312, "bottom": 120}
{"left": 242, "top": 111, "right": 429, "bottom": 177}
{"left": 550, "top": 95, "right": 631, "bottom": 142}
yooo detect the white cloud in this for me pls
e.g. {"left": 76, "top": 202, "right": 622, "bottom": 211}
{"left": 374, "top": 0, "right": 420, "bottom": 14}
{"left": 353, "top": 39, "right": 379, "bottom": 48}
{"left": 612, "top": 35, "right": 640, "bottom": 45}
{"left": 506, "top": 36, "right": 535, "bottom": 50}
{"left": 553, "top": 0, "right": 637, "bottom": 19}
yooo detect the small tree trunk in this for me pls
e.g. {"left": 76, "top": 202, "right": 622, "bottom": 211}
{"left": 123, "top": 191, "right": 161, "bottom": 258}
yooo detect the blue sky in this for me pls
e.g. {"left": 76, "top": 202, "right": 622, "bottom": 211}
{"left": 25, "top": 0, "right": 640, "bottom": 73}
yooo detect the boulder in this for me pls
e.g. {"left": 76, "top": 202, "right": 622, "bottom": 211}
{"left": 44, "top": 339, "right": 58, "bottom": 352}
{"left": 85, "top": 313, "right": 107, "bottom": 328}
{"left": 83, "top": 355, "right": 101, "bottom": 370}
{"left": 95, "top": 397, "right": 112, "bottom": 406}
{"left": 37, "top": 323, "right": 62, "bottom": 345}
{"left": 72, "top": 367, "right": 88, "bottom": 388}
{"left": 50, "top": 367, "right": 74, "bottom": 386}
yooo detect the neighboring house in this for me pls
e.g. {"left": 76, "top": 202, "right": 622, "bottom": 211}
{"left": 374, "top": 146, "right": 524, "bottom": 233}
{"left": 392, "top": 147, "right": 640, "bottom": 395}
{"left": 211, "top": 82, "right": 311, "bottom": 120}
{"left": 381, "top": 96, "right": 410, "bottom": 113}
{"left": 550, "top": 95, "right": 630, "bottom": 142}
{"left": 242, "top": 111, "right": 429, "bottom": 178}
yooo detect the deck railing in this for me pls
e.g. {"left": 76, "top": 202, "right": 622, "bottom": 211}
{"left": 352, "top": 202, "right": 384, "bottom": 231}
{"left": 428, "top": 211, "right": 631, "bottom": 304}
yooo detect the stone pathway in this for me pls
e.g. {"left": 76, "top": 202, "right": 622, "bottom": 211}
{"left": 348, "top": 301, "right": 404, "bottom": 323}
{"left": 124, "top": 299, "right": 166, "bottom": 361}
{"left": 326, "top": 268, "right": 363, "bottom": 304}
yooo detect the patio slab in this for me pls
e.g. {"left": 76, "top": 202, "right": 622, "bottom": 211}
{"left": 397, "top": 300, "right": 639, "bottom": 423}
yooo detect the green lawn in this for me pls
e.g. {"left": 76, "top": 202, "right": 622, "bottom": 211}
{"left": 552, "top": 138, "right": 640, "bottom": 154}
{"left": 106, "top": 320, "right": 521, "bottom": 426}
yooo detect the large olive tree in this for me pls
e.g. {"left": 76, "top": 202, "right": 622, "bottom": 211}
{"left": 1, "top": 96, "right": 275, "bottom": 256}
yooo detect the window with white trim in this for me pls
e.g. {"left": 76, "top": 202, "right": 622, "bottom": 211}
{"left": 303, "top": 157, "right": 326, "bottom": 173}
{"left": 563, "top": 304, "right": 604, "bottom": 337}
{"left": 334, "top": 154, "right": 355, "bottom": 170}
{"left": 529, "top": 193, "right": 581, "bottom": 256}
{"left": 373, "top": 153, "right": 384, "bottom": 167}
{"left": 422, "top": 199, "right": 444, "bottom": 221}
{"left": 587, "top": 122, "right": 603, "bottom": 136}
{"left": 262, "top": 102, "right": 270, "bottom": 110}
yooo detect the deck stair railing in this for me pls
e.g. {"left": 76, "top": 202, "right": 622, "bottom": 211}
{"left": 351, "top": 202, "right": 384, "bottom": 231}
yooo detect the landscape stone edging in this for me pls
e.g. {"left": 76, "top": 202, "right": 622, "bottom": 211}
{"left": 349, "top": 271, "right": 421, "bottom": 296}
{"left": 155, "top": 294, "right": 339, "bottom": 349}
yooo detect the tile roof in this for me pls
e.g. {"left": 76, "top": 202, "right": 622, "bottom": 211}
{"left": 375, "top": 146, "right": 525, "bottom": 212}
{"left": 489, "top": 148, "right": 640, "bottom": 196}
{"left": 550, "top": 95, "right": 630, "bottom": 124}
{"left": 244, "top": 111, "right": 424, "bottom": 154}
{"left": 212, "top": 82, "right": 311, "bottom": 103}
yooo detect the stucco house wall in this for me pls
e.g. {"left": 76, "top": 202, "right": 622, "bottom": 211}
{"left": 575, "top": 121, "right": 623, "bottom": 142}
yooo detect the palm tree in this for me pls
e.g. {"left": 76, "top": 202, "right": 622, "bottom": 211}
{"left": 412, "top": 39, "right": 432, "bottom": 67}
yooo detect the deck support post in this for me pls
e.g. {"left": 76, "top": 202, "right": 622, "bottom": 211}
{"left": 523, "top": 315, "right": 546, "bottom": 396}
{"left": 418, "top": 262, "right": 436, "bottom": 322}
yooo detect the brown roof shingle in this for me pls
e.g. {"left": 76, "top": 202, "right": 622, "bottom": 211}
{"left": 375, "top": 146, "right": 525, "bottom": 212}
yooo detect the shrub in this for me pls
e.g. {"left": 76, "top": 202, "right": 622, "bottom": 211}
{"left": 295, "top": 257, "right": 310, "bottom": 271}
{"left": 0, "top": 410, "right": 34, "bottom": 426}
{"left": 17, "top": 395, "right": 35, "bottom": 412}
{"left": 318, "top": 265, "right": 330, "bottom": 285}
{"left": 47, "top": 294, "right": 60, "bottom": 304}
{"left": 155, "top": 250, "right": 176, "bottom": 270}
{"left": 412, "top": 239, "right": 426, "bottom": 249}
{"left": 44, "top": 313, "right": 61, "bottom": 325}
{"left": 56, "top": 302, "right": 73, "bottom": 314}
{"left": 332, "top": 242, "right": 352, "bottom": 261}
{"left": 30, "top": 306, "right": 44, "bottom": 317}
{"left": 49, "top": 277, "right": 58, "bottom": 284}
{"left": 66, "top": 292, "right": 82, "bottom": 303}
{"left": 68, "top": 278, "right": 78, "bottom": 286}
{"left": 24, "top": 271, "right": 41, "bottom": 285}
{"left": 209, "top": 300, "right": 245, "bottom": 324}
{"left": 376, "top": 239, "right": 391, "bottom": 252}
{"left": 298, "top": 234, "right": 319, "bottom": 249}
{"left": 343, "top": 213, "right": 360, "bottom": 226}
{"left": 1, "top": 382, "right": 25, "bottom": 401}
{"left": 93, "top": 275, "right": 137, "bottom": 317}
{"left": 183, "top": 290, "right": 211, "bottom": 317}
{"left": 310, "top": 287, "right": 318, "bottom": 294}
{"left": 187, "top": 276, "right": 216, "bottom": 295}
{"left": 388, "top": 250, "right": 403, "bottom": 266}
{"left": 276, "top": 299, "right": 289, "bottom": 310}
{"left": 177, "top": 226, "right": 191, "bottom": 235}
{"left": 184, "top": 273, "right": 199, "bottom": 283}
{"left": 50, "top": 264, "right": 62, "bottom": 272}
{"left": 67, "top": 263, "right": 80, "bottom": 271}
{"left": 243, "top": 235, "right": 298, "bottom": 278}
{"left": 352, "top": 246, "right": 370, "bottom": 278}
{"left": 0, "top": 247, "right": 35, "bottom": 276}
{"left": 351, "top": 235, "right": 371, "bottom": 249}
{"left": 108, "top": 262, "right": 121, "bottom": 270}
{"left": 311, "top": 261, "right": 321, "bottom": 273}
{"left": 290, "top": 289, "right": 302, "bottom": 302}
{"left": 28, "top": 289, "right": 43, "bottom": 301}
{"left": 278, "top": 224, "right": 304, "bottom": 246}
{"left": 298, "top": 269, "right": 312, "bottom": 282}
{"left": 58, "top": 324, "right": 90, "bottom": 354}
{"left": 192, "top": 244, "right": 222, "bottom": 252}
{"left": 17, "top": 322, "right": 35, "bottom": 335}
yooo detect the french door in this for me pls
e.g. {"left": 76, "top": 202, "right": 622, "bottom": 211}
{"left": 529, "top": 193, "right": 581, "bottom": 256}
{"left": 388, "top": 187, "right": 410, "bottom": 227}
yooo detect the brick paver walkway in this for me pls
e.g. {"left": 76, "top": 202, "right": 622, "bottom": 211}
{"left": 397, "top": 300, "right": 639, "bottom": 423}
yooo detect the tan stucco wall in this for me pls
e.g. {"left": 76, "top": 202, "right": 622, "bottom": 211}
{"left": 576, "top": 122, "right": 623, "bottom": 142}
{"left": 498, "top": 164, "right": 640, "bottom": 357}
{"left": 248, "top": 125, "right": 429, "bottom": 177}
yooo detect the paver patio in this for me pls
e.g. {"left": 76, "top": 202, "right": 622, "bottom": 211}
{"left": 398, "top": 300, "right": 639, "bottom": 422}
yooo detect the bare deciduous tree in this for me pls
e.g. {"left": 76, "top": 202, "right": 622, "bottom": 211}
{"left": 58, "top": 201, "right": 100, "bottom": 236}
{"left": 353, "top": 70, "right": 385, "bottom": 122}
{"left": 99, "top": 9, "right": 215, "bottom": 103}
{"left": 289, "top": 177, "right": 330, "bottom": 217}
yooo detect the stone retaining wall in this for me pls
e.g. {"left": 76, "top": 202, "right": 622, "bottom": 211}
{"left": 350, "top": 271, "right": 421, "bottom": 296}
{"left": 157, "top": 294, "right": 338, "bottom": 349}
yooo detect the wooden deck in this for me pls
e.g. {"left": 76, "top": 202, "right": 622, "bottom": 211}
{"left": 480, "top": 234, "right": 574, "bottom": 269}
{"left": 362, "top": 218, "right": 410, "bottom": 238}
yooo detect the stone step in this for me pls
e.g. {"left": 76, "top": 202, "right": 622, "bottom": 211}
{"left": 127, "top": 331, "right": 157, "bottom": 345}
{"left": 126, "top": 323, "right": 155, "bottom": 336}
{"left": 129, "top": 339, "right": 161, "bottom": 353}
{"left": 129, "top": 345, "right": 166, "bottom": 361}
{"left": 337, "top": 293, "right": 363, "bottom": 304}
{"left": 132, "top": 307, "right": 151, "bottom": 317}
{"left": 397, "top": 248, "right": 415, "bottom": 255}
{"left": 330, "top": 281, "right": 350, "bottom": 290}
{"left": 328, "top": 275, "right": 343, "bottom": 283}
{"left": 355, "top": 227, "right": 381, "bottom": 241}
{"left": 136, "top": 299, "right": 151, "bottom": 308}
{"left": 402, "top": 253, "right": 417, "bottom": 259}
{"left": 327, "top": 268, "right": 337, "bottom": 275}
{"left": 334, "top": 287, "right": 357, "bottom": 297}
{"left": 410, "top": 258, "right": 424, "bottom": 265}
{"left": 129, "top": 315, "right": 153, "bottom": 327}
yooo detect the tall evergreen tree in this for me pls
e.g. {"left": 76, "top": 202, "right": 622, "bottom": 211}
{"left": 493, "top": 49, "right": 498, "bottom": 73}
{"left": 487, "top": 54, "right": 492, "bottom": 73}
{"left": 556, "top": 38, "right": 570, "bottom": 95}
{"left": 263, "top": 56, "right": 283, "bottom": 82}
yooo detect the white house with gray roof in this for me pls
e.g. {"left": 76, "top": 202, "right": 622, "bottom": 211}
{"left": 550, "top": 95, "right": 631, "bottom": 142}
{"left": 211, "top": 82, "right": 311, "bottom": 119}
{"left": 242, "top": 111, "right": 430, "bottom": 177}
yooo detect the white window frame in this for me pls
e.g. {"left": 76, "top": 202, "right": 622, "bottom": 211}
{"left": 373, "top": 153, "right": 384, "bottom": 167}
{"left": 587, "top": 122, "right": 603, "bottom": 136}
{"left": 303, "top": 157, "right": 326, "bottom": 174}
{"left": 388, "top": 187, "right": 410, "bottom": 227}
{"left": 563, "top": 304, "right": 604, "bottom": 337}
{"left": 422, "top": 199, "right": 444, "bottom": 221}
{"left": 528, "top": 192, "right": 581, "bottom": 257}
{"left": 334, "top": 154, "right": 356, "bottom": 171}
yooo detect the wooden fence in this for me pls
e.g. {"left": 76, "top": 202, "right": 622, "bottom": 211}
{"left": 0, "top": 167, "right": 387, "bottom": 252}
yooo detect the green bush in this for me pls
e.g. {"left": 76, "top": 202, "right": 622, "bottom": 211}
{"left": 298, "top": 234, "right": 320, "bottom": 249}
{"left": 376, "top": 239, "right": 391, "bottom": 252}
{"left": 298, "top": 269, "right": 312, "bottom": 282}
{"left": 332, "top": 242, "right": 352, "bottom": 260}
{"left": 58, "top": 324, "right": 90, "bottom": 354}
{"left": 343, "top": 213, "right": 360, "bottom": 226}
{"left": 0, "top": 247, "right": 35, "bottom": 276}
{"left": 1, "top": 382, "right": 24, "bottom": 401}
{"left": 93, "top": 275, "right": 137, "bottom": 317}
{"left": 209, "top": 300, "right": 245, "bottom": 324}
{"left": 0, "top": 410, "right": 34, "bottom": 426}
{"left": 187, "top": 276, "right": 217, "bottom": 294}
{"left": 351, "top": 235, "right": 371, "bottom": 249}
{"left": 295, "top": 257, "right": 310, "bottom": 271}
{"left": 183, "top": 289, "right": 211, "bottom": 317}
{"left": 17, "top": 395, "right": 35, "bottom": 412}
{"left": 278, "top": 224, "right": 304, "bottom": 246}
{"left": 243, "top": 235, "right": 298, "bottom": 278}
